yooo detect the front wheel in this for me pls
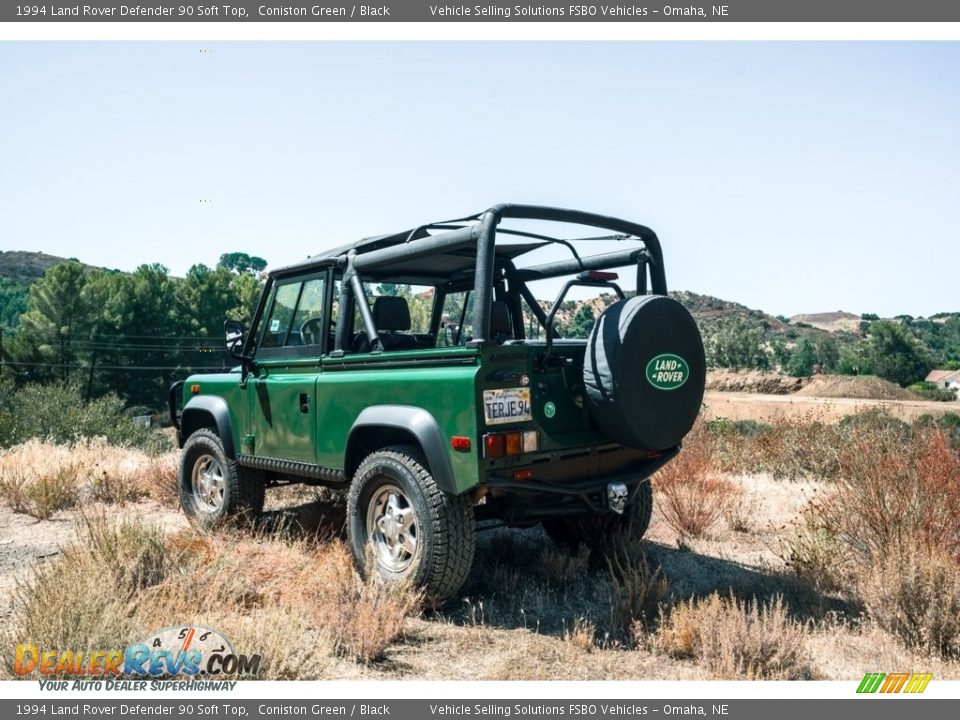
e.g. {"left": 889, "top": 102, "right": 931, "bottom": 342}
{"left": 347, "top": 445, "right": 475, "bottom": 603}
{"left": 179, "top": 428, "right": 265, "bottom": 529}
{"left": 542, "top": 480, "right": 653, "bottom": 550}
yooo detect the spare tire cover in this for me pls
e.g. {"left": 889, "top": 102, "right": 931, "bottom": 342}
{"left": 583, "top": 295, "right": 705, "bottom": 451}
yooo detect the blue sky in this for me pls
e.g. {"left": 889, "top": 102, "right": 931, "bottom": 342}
{"left": 0, "top": 42, "right": 957, "bottom": 317}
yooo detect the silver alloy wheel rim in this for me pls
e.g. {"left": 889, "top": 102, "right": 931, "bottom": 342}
{"left": 191, "top": 454, "right": 225, "bottom": 513}
{"left": 366, "top": 483, "right": 418, "bottom": 573}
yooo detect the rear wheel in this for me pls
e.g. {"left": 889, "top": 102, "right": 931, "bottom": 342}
{"left": 179, "top": 428, "right": 265, "bottom": 528}
{"left": 542, "top": 480, "right": 653, "bottom": 549}
{"left": 347, "top": 445, "right": 475, "bottom": 603}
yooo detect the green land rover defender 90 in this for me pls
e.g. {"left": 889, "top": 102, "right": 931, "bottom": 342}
{"left": 170, "top": 204, "right": 706, "bottom": 601}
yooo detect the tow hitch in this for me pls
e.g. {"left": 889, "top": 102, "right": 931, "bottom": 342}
{"left": 607, "top": 481, "right": 628, "bottom": 514}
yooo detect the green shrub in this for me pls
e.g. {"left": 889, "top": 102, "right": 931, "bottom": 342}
{"left": 907, "top": 381, "right": 957, "bottom": 402}
{"left": 0, "top": 381, "right": 170, "bottom": 453}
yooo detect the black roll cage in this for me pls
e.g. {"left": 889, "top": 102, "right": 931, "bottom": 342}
{"left": 245, "top": 204, "right": 668, "bottom": 357}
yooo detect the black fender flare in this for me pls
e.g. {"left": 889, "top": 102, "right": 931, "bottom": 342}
{"left": 180, "top": 395, "right": 237, "bottom": 459}
{"left": 346, "top": 405, "right": 457, "bottom": 494}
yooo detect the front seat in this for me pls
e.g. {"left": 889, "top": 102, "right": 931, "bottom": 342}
{"left": 491, "top": 301, "right": 514, "bottom": 343}
{"left": 353, "top": 296, "right": 419, "bottom": 352}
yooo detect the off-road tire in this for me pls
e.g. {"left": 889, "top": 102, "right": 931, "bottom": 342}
{"left": 179, "top": 428, "right": 265, "bottom": 529}
{"left": 542, "top": 480, "right": 653, "bottom": 550}
{"left": 347, "top": 445, "right": 475, "bottom": 603}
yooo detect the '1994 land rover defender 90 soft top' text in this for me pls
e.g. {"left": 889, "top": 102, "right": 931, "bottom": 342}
{"left": 170, "top": 205, "right": 706, "bottom": 601}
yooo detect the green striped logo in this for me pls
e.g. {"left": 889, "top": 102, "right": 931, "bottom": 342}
{"left": 857, "top": 672, "right": 932, "bottom": 694}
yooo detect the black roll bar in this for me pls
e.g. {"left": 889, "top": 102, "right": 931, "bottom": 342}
{"left": 340, "top": 204, "right": 668, "bottom": 347}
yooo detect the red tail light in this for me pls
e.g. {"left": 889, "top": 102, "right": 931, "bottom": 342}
{"left": 484, "top": 434, "right": 505, "bottom": 459}
{"left": 483, "top": 430, "right": 540, "bottom": 459}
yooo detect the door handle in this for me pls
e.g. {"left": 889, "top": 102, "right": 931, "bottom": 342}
{"left": 299, "top": 393, "right": 310, "bottom": 414}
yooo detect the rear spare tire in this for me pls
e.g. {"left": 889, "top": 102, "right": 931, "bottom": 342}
{"left": 584, "top": 295, "right": 705, "bottom": 451}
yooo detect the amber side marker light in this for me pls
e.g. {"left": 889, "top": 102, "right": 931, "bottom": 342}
{"left": 190, "top": 384, "right": 201, "bottom": 395}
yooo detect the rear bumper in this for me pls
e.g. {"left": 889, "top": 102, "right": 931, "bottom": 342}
{"left": 482, "top": 447, "right": 679, "bottom": 517}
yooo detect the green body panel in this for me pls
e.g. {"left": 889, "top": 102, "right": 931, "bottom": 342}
{"left": 182, "top": 344, "right": 609, "bottom": 495}
{"left": 248, "top": 360, "right": 321, "bottom": 464}
{"left": 180, "top": 371, "right": 248, "bottom": 455}
{"left": 319, "top": 347, "right": 481, "bottom": 492}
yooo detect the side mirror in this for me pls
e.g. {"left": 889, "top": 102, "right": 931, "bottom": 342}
{"left": 224, "top": 320, "right": 246, "bottom": 359}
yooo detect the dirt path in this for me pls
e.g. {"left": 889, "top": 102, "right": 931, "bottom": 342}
{"left": 703, "top": 391, "right": 957, "bottom": 423}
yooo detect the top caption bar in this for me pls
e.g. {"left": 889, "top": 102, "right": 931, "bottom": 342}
{"left": 5, "top": 0, "right": 960, "bottom": 22}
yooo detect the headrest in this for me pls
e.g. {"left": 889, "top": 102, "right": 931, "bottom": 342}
{"left": 491, "top": 301, "right": 512, "bottom": 339}
{"left": 373, "top": 296, "right": 411, "bottom": 332}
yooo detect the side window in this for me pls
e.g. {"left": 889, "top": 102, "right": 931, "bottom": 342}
{"left": 438, "top": 290, "right": 474, "bottom": 346}
{"left": 259, "top": 275, "right": 328, "bottom": 351}
{"left": 292, "top": 277, "right": 327, "bottom": 347}
{"left": 260, "top": 281, "right": 302, "bottom": 349}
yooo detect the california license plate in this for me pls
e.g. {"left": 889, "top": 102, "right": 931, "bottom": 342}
{"left": 483, "top": 388, "right": 532, "bottom": 425}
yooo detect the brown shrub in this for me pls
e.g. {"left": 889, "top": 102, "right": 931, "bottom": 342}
{"left": 780, "top": 417, "right": 960, "bottom": 609}
{"left": 334, "top": 578, "right": 419, "bottom": 663}
{"left": 861, "top": 548, "right": 960, "bottom": 659}
{"left": 564, "top": 617, "right": 596, "bottom": 653}
{"left": 8, "top": 516, "right": 159, "bottom": 658}
{"left": 822, "top": 427, "right": 960, "bottom": 563}
{"left": 605, "top": 538, "right": 669, "bottom": 640}
{"left": 779, "top": 501, "right": 848, "bottom": 592}
{"left": 0, "top": 440, "right": 180, "bottom": 516}
{"left": 653, "top": 424, "right": 739, "bottom": 538}
{"left": 0, "top": 441, "right": 86, "bottom": 518}
{"left": 537, "top": 544, "right": 590, "bottom": 588}
{"left": 655, "top": 593, "right": 815, "bottom": 679}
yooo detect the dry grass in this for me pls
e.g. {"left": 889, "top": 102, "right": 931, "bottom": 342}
{"left": 3, "top": 409, "right": 960, "bottom": 681}
{"left": 655, "top": 593, "right": 815, "bottom": 679}
{"left": 6, "top": 513, "right": 421, "bottom": 677}
{"left": 860, "top": 548, "right": 960, "bottom": 659}
{"left": 605, "top": 537, "right": 669, "bottom": 641}
{"left": 724, "top": 490, "right": 762, "bottom": 534}
{"left": 708, "top": 412, "right": 842, "bottom": 481}
{"left": 564, "top": 618, "right": 596, "bottom": 652}
{"left": 537, "top": 544, "right": 590, "bottom": 588}
{"left": 0, "top": 463, "right": 78, "bottom": 519}
{"left": 653, "top": 424, "right": 739, "bottom": 539}
{"left": 0, "top": 439, "right": 178, "bottom": 518}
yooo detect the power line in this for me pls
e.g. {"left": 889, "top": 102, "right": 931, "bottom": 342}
{"left": 4, "top": 361, "right": 233, "bottom": 371}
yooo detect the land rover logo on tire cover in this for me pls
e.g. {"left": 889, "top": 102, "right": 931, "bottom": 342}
{"left": 645, "top": 353, "right": 689, "bottom": 391}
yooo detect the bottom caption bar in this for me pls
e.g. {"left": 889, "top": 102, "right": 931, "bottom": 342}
{"left": 4, "top": 700, "right": 957, "bottom": 720}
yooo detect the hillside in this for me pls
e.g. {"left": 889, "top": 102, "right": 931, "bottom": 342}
{"left": 790, "top": 311, "right": 862, "bottom": 333}
{"left": 0, "top": 252, "right": 75, "bottom": 330}
{"left": 673, "top": 290, "right": 790, "bottom": 331}
{"left": 0, "top": 252, "right": 104, "bottom": 330}
{"left": 0, "top": 251, "right": 75, "bottom": 283}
